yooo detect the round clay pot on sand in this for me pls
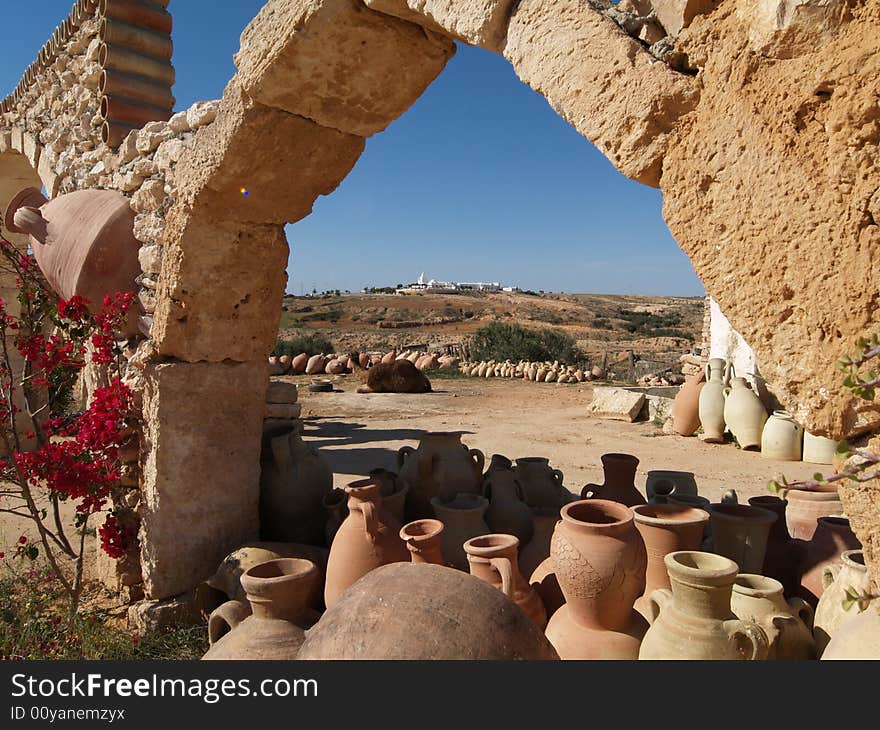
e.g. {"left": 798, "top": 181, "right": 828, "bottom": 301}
{"left": 545, "top": 499, "right": 648, "bottom": 660}
{"left": 723, "top": 375, "right": 768, "bottom": 450}
{"left": 482, "top": 465, "right": 534, "bottom": 546}
{"left": 400, "top": 519, "right": 445, "bottom": 565}
{"left": 514, "top": 457, "right": 574, "bottom": 510}
{"left": 632, "top": 503, "right": 710, "bottom": 620}
{"left": 783, "top": 487, "right": 844, "bottom": 541}
{"left": 708, "top": 503, "right": 778, "bottom": 574}
{"left": 324, "top": 479, "right": 408, "bottom": 608}
{"left": 698, "top": 358, "right": 728, "bottom": 443}
{"left": 672, "top": 374, "right": 704, "bottom": 436}
{"left": 518, "top": 507, "right": 561, "bottom": 579}
{"left": 581, "top": 453, "right": 647, "bottom": 507}
{"left": 297, "top": 563, "right": 560, "bottom": 660}
{"left": 430, "top": 493, "right": 490, "bottom": 571}
{"left": 730, "top": 574, "right": 816, "bottom": 660}
{"left": 814, "top": 550, "right": 874, "bottom": 655}
{"left": 203, "top": 558, "right": 320, "bottom": 660}
{"left": 802, "top": 432, "right": 840, "bottom": 465}
{"left": 639, "top": 551, "right": 769, "bottom": 660}
{"left": 278, "top": 355, "right": 292, "bottom": 373}
{"left": 821, "top": 604, "right": 880, "bottom": 660}
{"left": 464, "top": 533, "right": 547, "bottom": 628}
{"left": 761, "top": 411, "right": 804, "bottom": 461}
{"left": 799, "top": 516, "right": 861, "bottom": 606}
{"left": 291, "top": 353, "right": 309, "bottom": 373}
{"left": 645, "top": 470, "right": 698, "bottom": 503}
{"left": 747, "top": 496, "right": 805, "bottom": 596}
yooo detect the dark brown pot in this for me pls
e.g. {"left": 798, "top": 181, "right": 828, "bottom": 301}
{"left": 581, "top": 453, "right": 647, "bottom": 507}
{"left": 748, "top": 495, "right": 805, "bottom": 596}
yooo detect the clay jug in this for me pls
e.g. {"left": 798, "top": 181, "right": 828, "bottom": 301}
{"left": 464, "top": 533, "right": 547, "bottom": 629}
{"left": 802, "top": 432, "right": 840, "bottom": 465}
{"left": 529, "top": 557, "right": 565, "bottom": 620}
{"left": 430, "top": 493, "right": 490, "bottom": 571}
{"left": 581, "top": 453, "right": 647, "bottom": 507}
{"left": 514, "top": 457, "right": 573, "bottom": 509}
{"left": 484, "top": 453, "right": 513, "bottom": 478}
{"left": 632, "top": 504, "right": 710, "bottom": 620}
{"left": 730, "top": 574, "right": 816, "bottom": 660}
{"left": 5, "top": 187, "right": 140, "bottom": 334}
{"left": 323, "top": 488, "right": 348, "bottom": 547}
{"left": 639, "top": 551, "right": 769, "bottom": 660}
{"left": 783, "top": 487, "right": 844, "bottom": 540}
{"left": 400, "top": 519, "right": 445, "bottom": 565}
{"left": 747, "top": 495, "right": 805, "bottom": 596}
{"left": 821, "top": 604, "right": 880, "bottom": 660}
{"left": 518, "top": 507, "right": 561, "bottom": 579}
{"left": 259, "top": 425, "right": 333, "bottom": 545}
{"left": 482, "top": 465, "right": 534, "bottom": 545}
{"left": 291, "top": 352, "right": 309, "bottom": 373}
{"left": 761, "top": 411, "right": 804, "bottom": 460}
{"left": 723, "top": 372, "right": 768, "bottom": 450}
{"left": 368, "top": 468, "right": 409, "bottom": 524}
{"left": 203, "top": 558, "right": 320, "bottom": 660}
{"left": 799, "top": 516, "right": 861, "bottom": 605}
{"left": 814, "top": 550, "right": 874, "bottom": 655}
{"left": 672, "top": 373, "right": 704, "bottom": 436}
{"left": 645, "top": 470, "right": 698, "bottom": 503}
{"left": 324, "top": 479, "right": 408, "bottom": 607}
{"left": 708, "top": 503, "right": 777, "bottom": 574}
{"left": 544, "top": 499, "right": 648, "bottom": 660}
{"left": 398, "top": 432, "right": 484, "bottom": 519}
{"left": 698, "top": 358, "right": 728, "bottom": 443}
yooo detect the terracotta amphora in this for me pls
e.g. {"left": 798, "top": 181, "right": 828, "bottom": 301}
{"left": 730, "top": 574, "right": 816, "bottom": 660}
{"left": 529, "top": 557, "right": 565, "bottom": 620}
{"left": 369, "top": 467, "right": 409, "bottom": 524}
{"left": 639, "top": 551, "right": 770, "bottom": 660}
{"left": 5, "top": 187, "right": 140, "bottom": 335}
{"left": 821, "top": 604, "right": 880, "bottom": 660}
{"left": 746, "top": 496, "right": 804, "bottom": 596}
{"left": 761, "top": 411, "right": 804, "bottom": 460}
{"left": 203, "top": 558, "right": 320, "bottom": 660}
{"left": 813, "top": 550, "right": 874, "bottom": 655}
{"left": 400, "top": 519, "right": 445, "bottom": 565}
{"left": 581, "top": 453, "right": 647, "bottom": 507}
{"left": 802, "top": 432, "right": 840, "bottom": 465}
{"left": 324, "top": 479, "right": 408, "bottom": 607}
{"left": 514, "top": 457, "right": 574, "bottom": 510}
{"left": 723, "top": 372, "right": 768, "bottom": 450}
{"left": 799, "top": 516, "right": 862, "bottom": 606}
{"left": 482, "top": 465, "right": 534, "bottom": 545}
{"left": 698, "top": 358, "right": 728, "bottom": 443}
{"left": 464, "top": 533, "right": 547, "bottom": 629}
{"left": 632, "top": 504, "right": 709, "bottom": 620}
{"left": 708, "top": 503, "right": 778, "bottom": 574}
{"left": 518, "top": 507, "right": 561, "bottom": 579}
{"left": 672, "top": 373, "right": 704, "bottom": 436}
{"left": 783, "top": 487, "right": 844, "bottom": 540}
{"left": 297, "top": 563, "right": 560, "bottom": 660}
{"left": 430, "top": 493, "right": 490, "bottom": 571}
{"left": 260, "top": 425, "right": 333, "bottom": 545}
{"left": 544, "top": 499, "right": 648, "bottom": 660}
{"left": 645, "top": 470, "right": 698, "bottom": 504}
{"left": 398, "top": 432, "right": 485, "bottom": 519}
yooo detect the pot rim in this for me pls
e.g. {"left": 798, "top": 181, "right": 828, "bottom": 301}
{"left": 667, "top": 494, "right": 712, "bottom": 507}
{"left": 345, "top": 478, "right": 381, "bottom": 500}
{"left": 841, "top": 549, "right": 866, "bottom": 571}
{"left": 708, "top": 503, "right": 778, "bottom": 525}
{"left": 561, "top": 499, "right": 633, "bottom": 528}
{"left": 747, "top": 495, "right": 787, "bottom": 509}
{"left": 240, "top": 557, "right": 319, "bottom": 595}
{"left": 463, "top": 533, "right": 520, "bottom": 557}
{"left": 665, "top": 550, "right": 738, "bottom": 585}
{"left": 732, "top": 573, "right": 784, "bottom": 597}
{"left": 515, "top": 456, "right": 550, "bottom": 465}
{"left": 631, "top": 503, "right": 710, "bottom": 526}
{"left": 601, "top": 452, "right": 639, "bottom": 465}
{"left": 422, "top": 430, "right": 465, "bottom": 439}
{"left": 400, "top": 518, "right": 444, "bottom": 543}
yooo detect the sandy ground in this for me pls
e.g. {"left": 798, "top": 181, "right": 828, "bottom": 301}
{"left": 296, "top": 375, "right": 821, "bottom": 504}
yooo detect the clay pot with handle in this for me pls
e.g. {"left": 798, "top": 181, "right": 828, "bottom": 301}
{"left": 399, "top": 519, "right": 445, "bottom": 565}
{"left": 581, "top": 453, "right": 647, "bottom": 507}
{"left": 813, "top": 550, "right": 874, "bottom": 655}
{"left": 481, "top": 464, "right": 534, "bottom": 545}
{"left": 698, "top": 358, "right": 728, "bottom": 443}
{"left": 430, "top": 493, "right": 490, "bottom": 571}
{"left": 514, "top": 457, "right": 574, "bottom": 510}
{"left": 747, "top": 495, "right": 805, "bottom": 596}
{"left": 799, "top": 516, "right": 862, "bottom": 606}
{"left": 723, "top": 369, "right": 768, "bottom": 450}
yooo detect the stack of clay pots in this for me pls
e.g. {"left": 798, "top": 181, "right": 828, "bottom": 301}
{"left": 457, "top": 359, "right": 590, "bottom": 384}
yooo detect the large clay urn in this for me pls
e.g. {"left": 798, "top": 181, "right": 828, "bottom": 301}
{"left": 631, "top": 503, "right": 709, "bottom": 620}
{"left": 813, "top": 550, "right": 874, "bottom": 655}
{"left": 783, "top": 488, "right": 844, "bottom": 540}
{"left": 802, "top": 432, "right": 840, "bottom": 465}
{"left": 698, "top": 358, "right": 728, "bottom": 443}
{"left": 761, "top": 411, "right": 804, "bottom": 461}
{"left": 518, "top": 507, "right": 561, "bottom": 579}
{"left": 514, "top": 457, "right": 574, "bottom": 510}
{"left": 730, "top": 574, "right": 816, "bottom": 660}
{"left": 544, "top": 499, "right": 648, "bottom": 660}
{"left": 203, "top": 558, "right": 320, "bottom": 660}
{"left": 260, "top": 425, "right": 333, "bottom": 545}
{"left": 430, "top": 493, "right": 490, "bottom": 571}
{"left": 799, "top": 516, "right": 862, "bottom": 605}
{"left": 324, "top": 479, "right": 408, "bottom": 608}
{"left": 399, "top": 519, "right": 445, "bottom": 565}
{"left": 398, "top": 432, "right": 484, "bottom": 519}
{"left": 645, "top": 470, "right": 698, "bottom": 503}
{"left": 581, "top": 453, "right": 647, "bottom": 507}
{"left": 672, "top": 373, "right": 704, "bottom": 436}
{"left": 821, "top": 604, "right": 880, "bottom": 660}
{"left": 748, "top": 496, "right": 805, "bottom": 596}
{"left": 639, "top": 551, "right": 769, "bottom": 660}
{"left": 723, "top": 373, "right": 768, "bottom": 450}
{"left": 481, "top": 464, "right": 534, "bottom": 545}
{"left": 298, "top": 563, "right": 560, "bottom": 659}
{"left": 708, "top": 502, "right": 777, "bottom": 574}
{"left": 5, "top": 187, "right": 140, "bottom": 334}
{"left": 464, "top": 533, "right": 547, "bottom": 629}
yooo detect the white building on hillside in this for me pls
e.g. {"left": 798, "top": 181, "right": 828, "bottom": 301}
{"left": 396, "top": 272, "right": 519, "bottom": 294}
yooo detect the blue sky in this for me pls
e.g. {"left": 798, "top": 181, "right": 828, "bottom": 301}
{"left": 5, "top": 0, "right": 704, "bottom": 296}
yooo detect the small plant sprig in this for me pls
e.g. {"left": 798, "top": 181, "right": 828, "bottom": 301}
{"left": 842, "top": 587, "right": 880, "bottom": 613}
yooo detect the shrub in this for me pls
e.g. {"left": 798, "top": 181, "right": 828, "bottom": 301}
{"left": 273, "top": 334, "right": 334, "bottom": 357}
{"left": 469, "top": 322, "right": 582, "bottom": 363}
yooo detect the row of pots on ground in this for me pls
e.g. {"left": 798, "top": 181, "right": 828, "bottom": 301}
{"left": 456, "top": 360, "right": 603, "bottom": 383}
{"left": 268, "top": 350, "right": 460, "bottom": 376}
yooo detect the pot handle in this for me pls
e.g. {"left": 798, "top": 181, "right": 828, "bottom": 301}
{"left": 786, "top": 596, "right": 815, "bottom": 630}
{"left": 821, "top": 563, "right": 841, "bottom": 591}
{"left": 580, "top": 483, "right": 599, "bottom": 499}
{"left": 489, "top": 556, "right": 514, "bottom": 599}
{"left": 724, "top": 361, "right": 734, "bottom": 385}
{"left": 726, "top": 620, "right": 769, "bottom": 660}
{"left": 705, "top": 361, "right": 711, "bottom": 383}
{"left": 469, "top": 448, "right": 485, "bottom": 475}
{"left": 361, "top": 501, "right": 379, "bottom": 543}
{"left": 208, "top": 600, "right": 251, "bottom": 646}
{"left": 396, "top": 445, "right": 415, "bottom": 470}
{"left": 644, "top": 588, "right": 672, "bottom": 625}
{"left": 513, "top": 477, "right": 528, "bottom": 504}
{"left": 552, "top": 469, "right": 564, "bottom": 488}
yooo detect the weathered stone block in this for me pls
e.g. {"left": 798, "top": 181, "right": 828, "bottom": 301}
{"left": 266, "top": 381, "right": 299, "bottom": 404}
{"left": 652, "top": 0, "right": 719, "bottom": 37}
{"left": 127, "top": 592, "right": 203, "bottom": 635}
{"left": 265, "top": 402, "right": 302, "bottom": 419}
{"left": 588, "top": 387, "right": 646, "bottom": 422}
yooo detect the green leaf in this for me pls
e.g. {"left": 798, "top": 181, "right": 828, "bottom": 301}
{"left": 813, "top": 473, "right": 826, "bottom": 483}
